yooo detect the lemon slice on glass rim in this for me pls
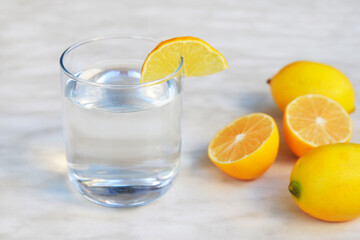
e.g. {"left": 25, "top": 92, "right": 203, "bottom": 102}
{"left": 140, "top": 36, "right": 228, "bottom": 83}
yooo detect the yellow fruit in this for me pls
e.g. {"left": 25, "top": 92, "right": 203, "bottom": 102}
{"left": 268, "top": 61, "right": 355, "bottom": 113}
{"left": 208, "top": 113, "right": 279, "bottom": 180}
{"left": 140, "top": 36, "right": 228, "bottom": 83}
{"left": 289, "top": 143, "right": 360, "bottom": 222}
{"left": 284, "top": 94, "right": 352, "bottom": 157}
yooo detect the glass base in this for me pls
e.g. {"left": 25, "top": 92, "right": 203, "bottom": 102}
{"left": 68, "top": 171, "right": 176, "bottom": 208}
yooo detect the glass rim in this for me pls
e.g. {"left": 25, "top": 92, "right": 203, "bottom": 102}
{"left": 59, "top": 35, "right": 183, "bottom": 88}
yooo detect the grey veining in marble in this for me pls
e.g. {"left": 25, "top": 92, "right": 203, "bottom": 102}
{"left": 1, "top": 0, "right": 360, "bottom": 239}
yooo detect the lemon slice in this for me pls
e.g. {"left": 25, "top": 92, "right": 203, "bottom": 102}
{"left": 140, "top": 36, "right": 228, "bottom": 83}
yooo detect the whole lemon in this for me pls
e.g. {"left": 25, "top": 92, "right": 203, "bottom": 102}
{"left": 268, "top": 61, "right": 355, "bottom": 113}
{"left": 289, "top": 143, "right": 360, "bottom": 222}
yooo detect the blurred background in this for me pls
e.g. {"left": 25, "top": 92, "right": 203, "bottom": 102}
{"left": 1, "top": 0, "right": 360, "bottom": 239}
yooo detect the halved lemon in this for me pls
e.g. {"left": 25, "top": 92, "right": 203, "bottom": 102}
{"left": 140, "top": 36, "right": 228, "bottom": 83}
{"left": 284, "top": 94, "right": 352, "bottom": 157}
{"left": 208, "top": 113, "right": 279, "bottom": 180}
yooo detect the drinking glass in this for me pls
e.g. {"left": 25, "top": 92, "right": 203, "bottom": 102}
{"left": 60, "top": 36, "right": 183, "bottom": 207}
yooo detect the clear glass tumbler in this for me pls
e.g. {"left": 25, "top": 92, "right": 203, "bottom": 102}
{"left": 60, "top": 36, "right": 183, "bottom": 207}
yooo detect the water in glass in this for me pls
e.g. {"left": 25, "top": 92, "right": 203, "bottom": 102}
{"left": 63, "top": 62, "right": 182, "bottom": 207}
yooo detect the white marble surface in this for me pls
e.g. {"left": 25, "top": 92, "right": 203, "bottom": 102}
{"left": 1, "top": 0, "right": 360, "bottom": 239}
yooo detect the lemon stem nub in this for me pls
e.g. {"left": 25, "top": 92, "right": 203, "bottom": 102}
{"left": 267, "top": 79, "right": 272, "bottom": 84}
{"left": 289, "top": 181, "right": 302, "bottom": 200}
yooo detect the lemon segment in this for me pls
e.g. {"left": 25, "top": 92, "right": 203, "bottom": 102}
{"left": 140, "top": 36, "right": 228, "bottom": 83}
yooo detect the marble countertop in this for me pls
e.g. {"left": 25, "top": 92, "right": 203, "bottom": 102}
{"left": 1, "top": 0, "right": 360, "bottom": 239}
